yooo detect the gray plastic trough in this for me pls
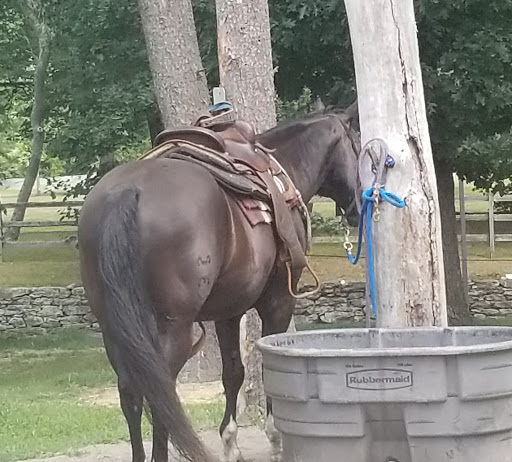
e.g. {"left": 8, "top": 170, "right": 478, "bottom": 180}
{"left": 257, "top": 326, "right": 512, "bottom": 462}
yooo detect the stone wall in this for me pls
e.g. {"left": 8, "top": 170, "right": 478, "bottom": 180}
{"left": 2, "top": 280, "right": 512, "bottom": 382}
{"left": 2, "top": 280, "right": 512, "bottom": 332}
{"left": 293, "top": 279, "right": 512, "bottom": 325}
{"left": 0, "top": 285, "right": 221, "bottom": 384}
{"left": 0, "top": 286, "right": 93, "bottom": 330}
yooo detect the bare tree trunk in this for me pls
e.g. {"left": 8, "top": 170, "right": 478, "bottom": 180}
{"left": 97, "top": 152, "right": 118, "bottom": 178}
{"left": 215, "top": 0, "right": 277, "bottom": 413}
{"left": 216, "top": 0, "right": 276, "bottom": 132}
{"left": 343, "top": 0, "right": 447, "bottom": 327}
{"left": 136, "top": 0, "right": 210, "bottom": 128}
{"left": 6, "top": 0, "right": 51, "bottom": 241}
{"left": 435, "top": 159, "right": 471, "bottom": 324}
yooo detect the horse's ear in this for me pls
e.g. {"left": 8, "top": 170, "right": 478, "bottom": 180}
{"left": 312, "top": 97, "right": 326, "bottom": 112}
{"left": 345, "top": 99, "right": 359, "bottom": 121}
{"left": 345, "top": 99, "right": 360, "bottom": 133}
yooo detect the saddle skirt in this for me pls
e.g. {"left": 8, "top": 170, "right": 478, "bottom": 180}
{"left": 139, "top": 114, "right": 312, "bottom": 274}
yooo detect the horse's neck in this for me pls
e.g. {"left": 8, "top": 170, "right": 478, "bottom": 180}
{"left": 267, "top": 140, "right": 331, "bottom": 204}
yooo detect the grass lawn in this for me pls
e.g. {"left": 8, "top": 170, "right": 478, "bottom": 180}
{"left": 0, "top": 329, "right": 224, "bottom": 462}
{"left": 1, "top": 239, "right": 511, "bottom": 288}
{"left": 1, "top": 233, "right": 512, "bottom": 287}
{"left": 0, "top": 230, "right": 79, "bottom": 287}
{"left": 1, "top": 189, "right": 511, "bottom": 287}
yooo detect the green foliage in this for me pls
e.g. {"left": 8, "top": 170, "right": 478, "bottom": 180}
{"left": 1, "top": 0, "right": 511, "bottom": 202}
{"left": 268, "top": 0, "right": 512, "bottom": 195}
{"left": 310, "top": 211, "right": 342, "bottom": 236}
{"left": 456, "top": 130, "right": 512, "bottom": 195}
{"left": 415, "top": 0, "right": 512, "bottom": 192}
{"left": 0, "top": 0, "right": 153, "bottom": 179}
{"left": 0, "top": 146, "right": 26, "bottom": 180}
{"left": 269, "top": 0, "right": 355, "bottom": 105}
{"left": 0, "top": 92, "right": 29, "bottom": 180}
{"left": 45, "top": 0, "right": 153, "bottom": 172}
{"left": 276, "top": 87, "right": 314, "bottom": 121}
{"left": 192, "top": 0, "right": 218, "bottom": 87}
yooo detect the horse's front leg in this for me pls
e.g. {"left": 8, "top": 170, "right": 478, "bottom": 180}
{"left": 215, "top": 316, "right": 245, "bottom": 462}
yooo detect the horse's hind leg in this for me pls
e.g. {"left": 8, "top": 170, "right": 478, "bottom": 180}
{"left": 151, "top": 319, "right": 196, "bottom": 462}
{"left": 215, "top": 316, "right": 245, "bottom": 462}
{"left": 256, "top": 272, "right": 297, "bottom": 462}
{"left": 119, "top": 378, "right": 145, "bottom": 462}
{"left": 102, "top": 335, "right": 146, "bottom": 462}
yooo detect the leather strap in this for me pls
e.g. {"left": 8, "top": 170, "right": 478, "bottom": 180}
{"left": 260, "top": 170, "right": 307, "bottom": 272}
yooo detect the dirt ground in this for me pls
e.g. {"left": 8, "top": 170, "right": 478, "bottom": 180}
{"left": 81, "top": 381, "right": 226, "bottom": 407}
{"left": 44, "top": 381, "right": 270, "bottom": 462}
{"left": 22, "top": 427, "right": 270, "bottom": 462}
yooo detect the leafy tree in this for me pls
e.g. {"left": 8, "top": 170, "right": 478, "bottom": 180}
{"left": 269, "top": 0, "right": 355, "bottom": 105}
{"left": 0, "top": 97, "right": 29, "bottom": 180}
{"left": 45, "top": 0, "right": 154, "bottom": 175}
{"left": 415, "top": 0, "right": 512, "bottom": 323}
{"left": 2, "top": 0, "right": 52, "bottom": 240}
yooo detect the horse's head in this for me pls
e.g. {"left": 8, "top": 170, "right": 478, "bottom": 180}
{"left": 258, "top": 103, "right": 361, "bottom": 226}
{"left": 316, "top": 106, "right": 360, "bottom": 227}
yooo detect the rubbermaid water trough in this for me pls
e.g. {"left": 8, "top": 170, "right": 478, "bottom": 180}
{"left": 257, "top": 326, "right": 512, "bottom": 462}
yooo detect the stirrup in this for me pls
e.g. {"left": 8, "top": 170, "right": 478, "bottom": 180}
{"left": 286, "top": 260, "right": 321, "bottom": 299}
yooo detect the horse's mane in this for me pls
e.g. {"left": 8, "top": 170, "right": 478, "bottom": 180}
{"left": 258, "top": 100, "right": 359, "bottom": 137}
{"left": 257, "top": 101, "right": 359, "bottom": 140}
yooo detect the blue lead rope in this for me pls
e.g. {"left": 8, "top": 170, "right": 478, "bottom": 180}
{"left": 346, "top": 186, "right": 405, "bottom": 317}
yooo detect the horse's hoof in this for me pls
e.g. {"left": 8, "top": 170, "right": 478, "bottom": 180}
{"left": 222, "top": 449, "right": 244, "bottom": 462}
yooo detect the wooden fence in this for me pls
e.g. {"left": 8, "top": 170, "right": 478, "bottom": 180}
{"left": 456, "top": 190, "right": 512, "bottom": 256}
{"left": 0, "top": 200, "right": 83, "bottom": 262}
{"left": 1, "top": 190, "right": 512, "bottom": 262}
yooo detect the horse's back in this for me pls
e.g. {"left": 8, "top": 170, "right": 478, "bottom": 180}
{"left": 80, "top": 158, "right": 228, "bottom": 235}
{"left": 79, "top": 157, "right": 278, "bottom": 321}
{"left": 79, "top": 159, "right": 232, "bottom": 313}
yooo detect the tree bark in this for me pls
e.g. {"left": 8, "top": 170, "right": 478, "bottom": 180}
{"left": 6, "top": 0, "right": 51, "bottom": 241}
{"left": 136, "top": 0, "right": 210, "bottom": 128}
{"left": 216, "top": 0, "right": 276, "bottom": 132}
{"left": 343, "top": 0, "right": 447, "bottom": 327}
{"left": 215, "top": 0, "right": 277, "bottom": 412}
{"left": 435, "top": 159, "right": 471, "bottom": 325}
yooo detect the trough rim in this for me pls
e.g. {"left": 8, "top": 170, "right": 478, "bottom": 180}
{"left": 256, "top": 326, "right": 512, "bottom": 357}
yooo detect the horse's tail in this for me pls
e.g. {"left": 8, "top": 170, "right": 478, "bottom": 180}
{"left": 97, "top": 185, "right": 210, "bottom": 462}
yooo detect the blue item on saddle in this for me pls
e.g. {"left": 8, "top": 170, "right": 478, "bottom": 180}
{"left": 208, "top": 102, "right": 233, "bottom": 113}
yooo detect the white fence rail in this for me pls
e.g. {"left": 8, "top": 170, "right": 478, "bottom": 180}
{"left": 456, "top": 189, "right": 512, "bottom": 256}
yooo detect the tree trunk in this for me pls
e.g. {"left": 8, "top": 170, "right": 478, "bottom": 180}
{"left": 343, "top": 0, "right": 447, "bottom": 327}
{"left": 6, "top": 0, "right": 51, "bottom": 241}
{"left": 216, "top": 0, "right": 276, "bottom": 132}
{"left": 215, "top": 0, "right": 277, "bottom": 413}
{"left": 97, "top": 152, "right": 118, "bottom": 178}
{"left": 435, "top": 159, "right": 471, "bottom": 325}
{"left": 136, "top": 0, "right": 210, "bottom": 128}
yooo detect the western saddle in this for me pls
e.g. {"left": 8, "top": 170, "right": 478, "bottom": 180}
{"left": 140, "top": 107, "right": 319, "bottom": 298}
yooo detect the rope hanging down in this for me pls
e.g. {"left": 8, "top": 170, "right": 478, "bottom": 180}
{"left": 344, "top": 139, "right": 405, "bottom": 320}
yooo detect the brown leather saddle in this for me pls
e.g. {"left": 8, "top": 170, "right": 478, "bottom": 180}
{"left": 141, "top": 113, "right": 311, "bottom": 279}
{"left": 154, "top": 118, "right": 272, "bottom": 173}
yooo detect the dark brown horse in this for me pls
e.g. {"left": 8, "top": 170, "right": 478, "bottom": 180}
{"left": 78, "top": 107, "right": 359, "bottom": 462}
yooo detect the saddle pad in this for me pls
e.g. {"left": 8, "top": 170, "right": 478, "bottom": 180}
{"left": 235, "top": 198, "right": 273, "bottom": 227}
